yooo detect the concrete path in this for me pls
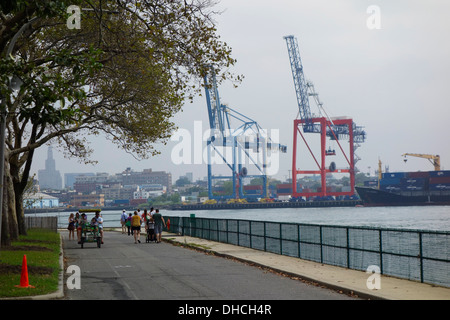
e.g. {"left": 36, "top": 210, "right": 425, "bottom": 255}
{"left": 62, "top": 230, "right": 357, "bottom": 300}
{"left": 163, "top": 232, "right": 450, "bottom": 300}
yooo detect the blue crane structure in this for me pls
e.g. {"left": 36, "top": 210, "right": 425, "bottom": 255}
{"left": 283, "top": 35, "right": 366, "bottom": 199}
{"left": 203, "top": 65, "right": 287, "bottom": 201}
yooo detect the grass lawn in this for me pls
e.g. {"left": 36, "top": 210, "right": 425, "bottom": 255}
{"left": 0, "top": 228, "right": 61, "bottom": 298}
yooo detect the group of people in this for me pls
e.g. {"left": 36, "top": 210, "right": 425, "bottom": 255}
{"left": 67, "top": 208, "right": 166, "bottom": 245}
{"left": 120, "top": 207, "right": 166, "bottom": 244}
{"left": 68, "top": 211, "right": 104, "bottom": 244}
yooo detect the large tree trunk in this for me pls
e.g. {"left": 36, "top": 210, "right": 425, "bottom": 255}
{"left": 1, "top": 173, "right": 10, "bottom": 246}
{"left": 1, "top": 160, "right": 19, "bottom": 244}
{"left": 10, "top": 150, "right": 34, "bottom": 236}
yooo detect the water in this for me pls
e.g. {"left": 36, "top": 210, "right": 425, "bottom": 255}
{"left": 28, "top": 205, "right": 450, "bottom": 232}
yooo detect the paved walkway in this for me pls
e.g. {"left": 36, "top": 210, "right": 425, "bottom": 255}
{"left": 161, "top": 231, "right": 450, "bottom": 300}
{"left": 8, "top": 229, "right": 449, "bottom": 300}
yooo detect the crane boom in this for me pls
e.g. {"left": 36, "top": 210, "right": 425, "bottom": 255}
{"left": 402, "top": 153, "right": 441, "bottom": 171}
{"left": 283, "top": 35, "right": 316, "bottom": 132}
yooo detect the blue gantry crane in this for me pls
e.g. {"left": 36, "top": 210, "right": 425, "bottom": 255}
{"left": 283, "top": 35, "right": 366, "bottom": 199}
{"left": 203, "top": 65, "right": 287, "bottom": 201}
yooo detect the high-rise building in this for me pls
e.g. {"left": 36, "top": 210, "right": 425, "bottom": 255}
{"left": 64, "top": 172, "right": 95, "bottom": 189}
{"left": 38, "top": 146, "right": 62, "bottom": 190}
{"left": 121, "top": 168, "right": 172, "bottom": 193}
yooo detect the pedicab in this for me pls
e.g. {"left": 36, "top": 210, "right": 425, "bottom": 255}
{"left": 79, "top": 209, "right": 102, "bottom": 248}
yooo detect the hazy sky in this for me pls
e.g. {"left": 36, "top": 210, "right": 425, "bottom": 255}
{"left": 30, "top": 0, "right": 450, "bottom": 184}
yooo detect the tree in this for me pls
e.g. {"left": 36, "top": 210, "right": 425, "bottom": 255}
{"left": 176, "top": 176, "right": 191, "bottom": 187}
{"left": 0, "top": 0, "right": 239, "bottom": 245}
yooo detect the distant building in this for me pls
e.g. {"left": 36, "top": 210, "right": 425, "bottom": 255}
{"left": 64, "top": 172, "right": 95, "bottom": 189}
{"left": 73, "top": 173, "right": 109, "bottom": 194}
{"left": 121, "top": 168, "right": 172, "bottom": 193}
{"left": 24, "top": 192, "right": 60, "bottom": 209}
{"left": 185, "top": 172, "right": 193, "bottom": 183}
{"left": 133, "top": 184, "right": 166, "bottom": 199}
{"left": 70, "top": 194, "right": 105, "bottom": 207}
{"left": 38, "top": 147, "right": 62, "bottom": 190}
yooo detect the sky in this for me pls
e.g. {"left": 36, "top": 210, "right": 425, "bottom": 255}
{"left": 30, "top": 0, "right": 450, "bottom": 185}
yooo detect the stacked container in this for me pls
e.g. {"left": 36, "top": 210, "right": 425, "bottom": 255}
{"left": 243, "top": 185, "right": 263, "bottom": 195}
{"left": 429, "top": 171, "right": 450, "bottom": 191}
{"left": 373, "top": 170, "right": 450, "bottom": 193}
{"left": 276, "top": 183, "right": 292, "bottom": 195}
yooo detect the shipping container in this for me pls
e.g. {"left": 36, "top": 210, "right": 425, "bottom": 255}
{"left": 429, "top": 183, "right": 450, "bottom": 191}
{"left": 429, "top": 177, "right": 450, "bottom": 184}
{"left": 244, "top": 185, "right": 263, "bottom": 190}
{"left": 408, "top": 171, "right": 430, "bottom": 178}
{"left": 429, "top": 170, "right": 450, "bottom": 178}
{"left": 403, "top": 185, "right": 425, "bottom": 191}
{"left": 364, "top": 180, "right": 378, "bottom": 187}
{"left": 277, "top": 188, "right": 292, "bottom": 194}
{"left": 380, "top": 178, "right": 401, "bottom": 186}
{"left": 276, "top": 184, "right": 292, "bottom": 189}
{"left": 382, "top": 172, "right": 408, "bottom": 179}
{"left": 113, "top": 199, "right": 130, "bottom": 205}
{"left": 244, "top": 189, "right": 263, "bottom": 195}
{"left": 400, "top": 177, "right": 427, "bottom": 186}
{"left": 380, "top": 185, "right": 401, "bottom": 192}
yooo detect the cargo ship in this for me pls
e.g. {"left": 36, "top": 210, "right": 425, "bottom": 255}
{"left": 356, "top": 170, "right": 450, "bottom": 206}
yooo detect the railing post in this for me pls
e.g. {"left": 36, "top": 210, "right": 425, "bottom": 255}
{"left": 226, "top": 220, "right": 229, "bottom": 244}
{"left": 280, "top": 223, "right": 283, "bottom": 255}
{"left": 379, "top": 229, "right": 383, "bottom": 274}
{"left": 346, "top": 227, "right": 350, "bottom": 268}
{"left": 419, "top": 232, "right": 424, "bottom": 283}
{"left": 249, "top": 221, "right": 252, "bottom": 249}
{"left": 320, "top": 225, "right": 323, "bottom": 264}
{"left": 237, "top": 220, "right": 240, "bottom": 246}
{"left": 264, "top": 221, "right": 267, "bottom": 252}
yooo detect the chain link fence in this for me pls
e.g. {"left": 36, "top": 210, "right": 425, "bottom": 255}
{"left": 166, "top": 216, "right": 449, "bottom": 287}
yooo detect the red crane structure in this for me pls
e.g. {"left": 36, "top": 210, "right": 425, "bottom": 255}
{"left": 284, "top": 35, "right": 366, "bottom": 200}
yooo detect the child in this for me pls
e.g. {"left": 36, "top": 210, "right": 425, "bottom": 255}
{"left": 147, "top": 217, "right": 155, "bottom": 242}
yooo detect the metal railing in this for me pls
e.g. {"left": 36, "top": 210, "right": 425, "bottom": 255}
{"left": 166, "top": 216, "right": 450, "bottom": 288}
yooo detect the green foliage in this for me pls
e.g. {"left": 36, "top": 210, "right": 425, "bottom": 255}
{"left": 0, "top": 0, "right": 240, "bottom": 243}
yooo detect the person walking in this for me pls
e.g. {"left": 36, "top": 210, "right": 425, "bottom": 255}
{"left": 131, "top": 211, "right": 142, "bottom": 244}
{"left": 121, "top": 209, "right": 128, "bottom": 234}
{"left": 152, "top": 209, "right": 166, "bottom": 243}
{"left": 74, "top": 212, "right": 81, "bottom": 243}
{"left": 126, "top": 213, "right": 132, "bottom": 236}
{"left": 68, "top": 213, "right": 75, "bottom": 240}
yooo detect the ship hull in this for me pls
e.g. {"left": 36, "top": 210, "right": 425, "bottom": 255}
{"left": 355, "top": 186, "right": 450, "bottom": 207}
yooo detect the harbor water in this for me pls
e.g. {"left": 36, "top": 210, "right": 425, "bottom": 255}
{"left": 28, "top": 205, "right": 450, "bottom": 231}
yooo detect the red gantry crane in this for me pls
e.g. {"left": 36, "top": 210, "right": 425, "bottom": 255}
{"left": 284, "top": 35, "right": 366, "bottom": 200}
